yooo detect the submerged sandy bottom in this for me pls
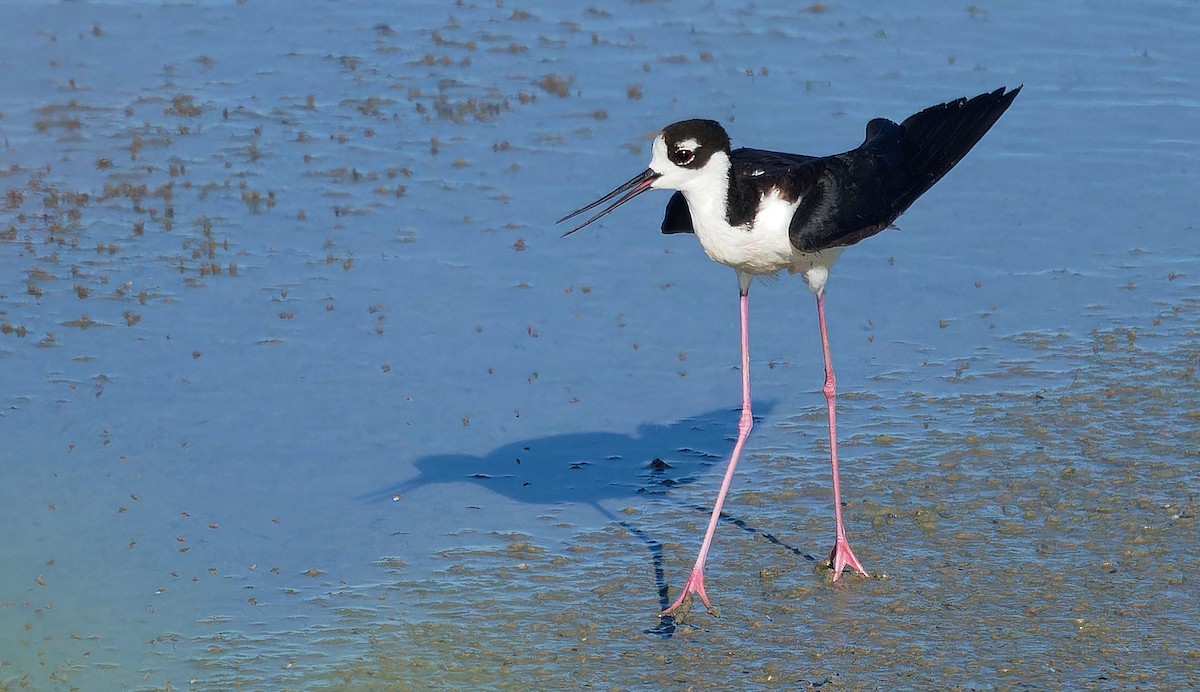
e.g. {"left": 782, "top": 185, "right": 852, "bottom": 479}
{"left": 1, "top": 0, "right": 1197, "bottom": 689}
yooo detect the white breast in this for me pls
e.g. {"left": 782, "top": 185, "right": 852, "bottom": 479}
{"left": 687, "top": 188, "right": 798, "bottom": 276}
{"left": 686, "top": 186, "right": 845, "bottom": 294}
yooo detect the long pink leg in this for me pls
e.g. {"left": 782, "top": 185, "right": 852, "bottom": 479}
{"left": 661, "top": 290, "right": 753, "bottom": 616}
{"left": 816, "top": 291, "right": 869, "bottom": 580}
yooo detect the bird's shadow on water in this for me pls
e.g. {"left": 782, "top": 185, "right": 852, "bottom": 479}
{"left": 369, "top": 401, "right": 820, "bottom": 637}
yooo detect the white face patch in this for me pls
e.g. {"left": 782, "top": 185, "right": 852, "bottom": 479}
{"left": 676, "top": 137, "right": 699, "bottom": 152}
{"left": 648, "top": 134, "right": 671, "bottom": 176}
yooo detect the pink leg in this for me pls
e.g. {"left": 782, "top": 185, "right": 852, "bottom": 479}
{"left": 816, "top": 292, "right": 869, "bottom": 580}
{"left": 661, "top": 291, "right": 753, "bottom": 616}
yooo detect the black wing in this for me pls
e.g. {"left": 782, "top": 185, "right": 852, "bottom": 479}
{"left": 784, "top": 120, "right": 908, "bottom": 252}
{"left": 788, "top": 86, "right": 1021, "bottom": 253}
{"left": 660, "top": 192, "right": 694, "bottom": 234}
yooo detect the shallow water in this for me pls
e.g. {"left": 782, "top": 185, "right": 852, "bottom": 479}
{"left": 1, "top": 0, "right": 1197, "bottom": 689}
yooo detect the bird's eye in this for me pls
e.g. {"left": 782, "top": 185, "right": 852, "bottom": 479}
{"left": 671, "top": 148, "right": 695, "bottom": 166}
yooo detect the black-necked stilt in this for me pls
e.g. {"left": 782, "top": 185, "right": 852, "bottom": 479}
{"left": 559, "top": 86, "right": 1021, "bottom": 616}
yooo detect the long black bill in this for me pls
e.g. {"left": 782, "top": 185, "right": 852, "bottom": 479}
{"left": 557, "top": 168, "right": 661, "bottom": 237}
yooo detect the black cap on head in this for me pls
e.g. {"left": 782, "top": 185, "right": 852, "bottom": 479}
{"left": 660, "top": 119, "right": 731, "bottom": 169}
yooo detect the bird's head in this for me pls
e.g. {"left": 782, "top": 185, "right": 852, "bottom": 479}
{"left": 558, "top": 119, "right": 732, "bottom": 236}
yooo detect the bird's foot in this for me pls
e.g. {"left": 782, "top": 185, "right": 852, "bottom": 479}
{"left": 661, "top": 565, "right": 717, "bottom": 617}
{"left": 828, "top": 536, "right": 869, "bottom": 581}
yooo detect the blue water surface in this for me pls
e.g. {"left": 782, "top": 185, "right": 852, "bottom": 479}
{"left": 1, "top": 0, "right": 1197, "bottom": 688}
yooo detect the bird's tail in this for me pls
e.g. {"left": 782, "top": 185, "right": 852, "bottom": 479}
{"left": 897, "top": 85, "right": 1022, "bottom": 211}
